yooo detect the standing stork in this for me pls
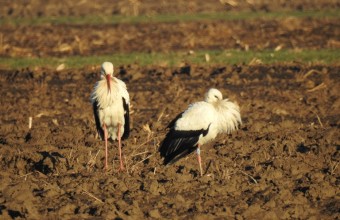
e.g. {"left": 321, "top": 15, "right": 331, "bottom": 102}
{"left": 159, "top": 88, "right": 242, "bottom": 176}
{"left": 91, "top": 62, "right": 130, "bottom": 171}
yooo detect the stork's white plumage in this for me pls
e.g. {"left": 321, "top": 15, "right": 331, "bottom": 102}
{"left": 91, "top": 62, "right": 130, "bottom": 171}
{"left": 159, "top": 88, "right": 241, "bottom": 176}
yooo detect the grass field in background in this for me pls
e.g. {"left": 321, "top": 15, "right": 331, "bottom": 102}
{"left": 1, "top": 49, "right": 339, "bottom": 69}
{"left": 1, "top": 10, "right": 340, "bottom": 26}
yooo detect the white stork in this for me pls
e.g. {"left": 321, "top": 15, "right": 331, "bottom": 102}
{"left": 159, "top": 88, "right": 242, "bottom": 176}
{"left": 91, "top": 62, "right": 130, "bottom": 171}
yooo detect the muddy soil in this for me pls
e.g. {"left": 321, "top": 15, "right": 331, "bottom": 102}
{"left": 0, "top": 63, "right": 339, "bottom": 219}
{"left": 1, "top": 0, "right": 339, "bottom": 18}
{"left": 1, "top": 18, "right": 340, "bottom": 58}
{"left": 0, "top": 0, "right": 339, "bottom": 219}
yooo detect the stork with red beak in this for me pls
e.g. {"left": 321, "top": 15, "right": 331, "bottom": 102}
{"left": 91, "top": 62, "right": 130, "bottom": 171}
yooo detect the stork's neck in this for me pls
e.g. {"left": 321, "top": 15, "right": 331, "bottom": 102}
{"left": 92, "top": 78, "right": 119, "bottom": 108}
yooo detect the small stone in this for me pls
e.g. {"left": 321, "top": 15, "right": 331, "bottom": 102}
{"left": 149, "top": 209, "right": 161, "bottom": 219}
{"left": 149, "top": 180, "right": 159, "bottom": 195}
{"left": 56, "top": 63, "right": 65, "bottom": 71}
{"left": 263, "top": 211, "right": 279, "bottom": 220}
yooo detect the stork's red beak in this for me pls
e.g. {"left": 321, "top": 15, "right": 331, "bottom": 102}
{"left": 106, "top": 74, "right": 111, "bottom": 92}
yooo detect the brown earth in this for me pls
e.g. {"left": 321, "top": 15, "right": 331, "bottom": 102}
{"left": 0, "top": 63, "right": 339, "bottom": 219}
{"left": 0, "top": 0, "right": 340, "bottom": 219}
{"left": 1, "top": 0, "right": 339, "bottom": 18}
{"left": 1, "top": 18, "right": 340, "bottom": 58}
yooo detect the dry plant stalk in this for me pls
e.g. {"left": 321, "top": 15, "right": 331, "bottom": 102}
{"left": 157, "top": 109, "right": 165, "bottom": 122}
{"left": 19, "top": 172, "right": 33, "bottom": 181}
{"left": 36, "top": 112, "right": 48, "bottom": 118}
{"left": 82, "top": 189, "right": 104, "bottom": 204}
{"left": 87, "top": 150, "right": 100, "bottom": 170}
{"left": 131, "top": 151, "right": 149, "bottom": 158}
{"left": 222, "top": 169, "right": 232, "bottom": 181}
{"left": 68, "top": 149, "right": 74, "bottom": 161}
{"left": 128, "top": 135, "right": 161, "bottom": 172}
{"left": 52, "top": 119, "right": 59, "bottom": 126}
{"left": 28, "top": 117, "right": 32, "bottom": 129}
{"left": 142, "top": 123, "right": 153, "bottom": 141}
{"left": 315, "top": 113, "right": 324, "bottom": 128}
{"left": 249, "top": 57, "right": 262, "bottom": 65}
{"left": 330, "top": 161, "right": 339, "bottom": 176}
{"left": 205, "top": 53, "right": 210, "bottom": 62}
{"left": 68, "top": 148, "right": 77, "bottom": 166}
{"left": 307, "top": 82, "right": 327, "bottom": 92}
{"left": 130, "top": 136, "right": 157, "bottom": 155}
{"left": 239, "top": 170, "right": 258, "bottom": 184}
{"left": 303, "top": 69, "right": 322, "bottom": 79}
{"left": 129, "top": 104, "right": 135, "bottom": 115}
{"left": 130, "top": 154, "right": 153, "bottom": 171}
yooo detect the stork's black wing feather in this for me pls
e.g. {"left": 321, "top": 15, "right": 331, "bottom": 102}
{"left": 93, "top": 100, "right": 104, "bottom": 140}
{"left": 122, "top": 97, "right": 130, "bottom": 140}
{"left": 159, "top": 125, "right": 211, "bottom": 165}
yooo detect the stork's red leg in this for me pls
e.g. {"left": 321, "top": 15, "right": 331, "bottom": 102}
{"left": 103, "top": 124, "right": 108, "bottom": 170}
{"left": 118, "top": 123, "right": 125, "bottom": 171}
{"left": 196, "top": 145, "right": 203, "bottom": 176}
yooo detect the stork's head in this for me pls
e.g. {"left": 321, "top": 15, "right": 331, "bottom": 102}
{"left": 205, "top": 88, "right": 223, "bottom": 103}
{"left": 101, "top": 62, "right": 114, "bottom": 92}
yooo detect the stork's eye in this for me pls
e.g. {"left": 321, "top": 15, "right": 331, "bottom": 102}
{"left": 214, "top": 95, "right": 219, "bottom": 99}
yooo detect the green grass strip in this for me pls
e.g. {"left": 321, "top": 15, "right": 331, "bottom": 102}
{"left": 1, "top": 10, "right": 340, "bottom": 26}
{"left": 0, "top": 49, "right": 339, "bottom": 69}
